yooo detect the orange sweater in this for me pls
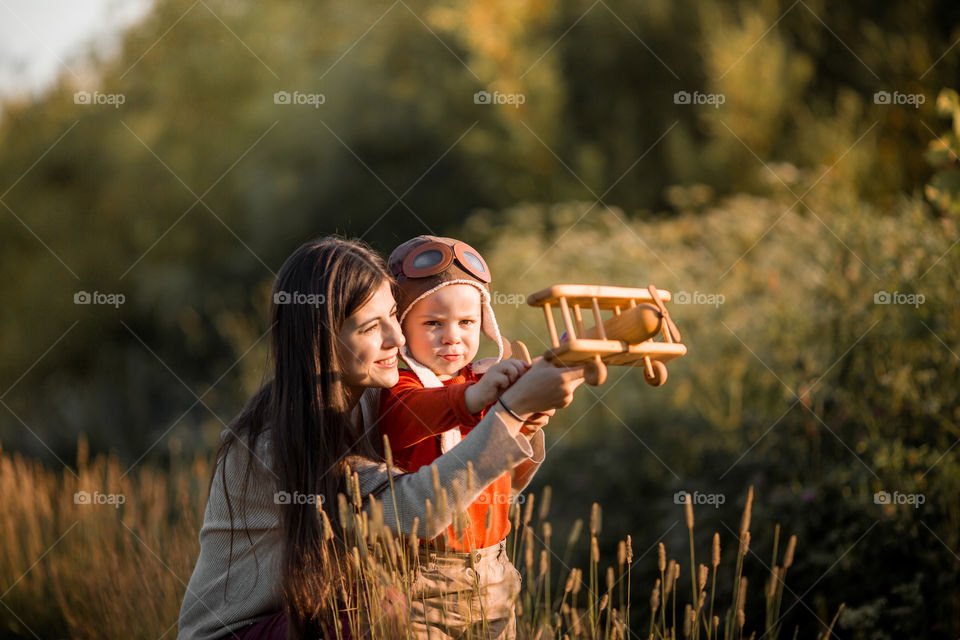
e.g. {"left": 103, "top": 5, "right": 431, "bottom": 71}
{"left": 378, "top": 365, "right": 513, "bottom": 551}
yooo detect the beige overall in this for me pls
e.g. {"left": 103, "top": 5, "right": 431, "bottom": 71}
{"left": 408, "top": 539, "right": 522, "bottom": 640}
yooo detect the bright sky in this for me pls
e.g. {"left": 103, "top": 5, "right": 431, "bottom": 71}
{"left": 0, "top": 0, "right": 154, "bottom": 98}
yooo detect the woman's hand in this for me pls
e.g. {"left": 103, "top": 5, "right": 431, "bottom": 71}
{"left": 499, "top": 358, "right": 585, "bottom": 419}
{"left": 520, "top": 408, "right": 555, "bottom": 435}
{"left": 465, "top": 358, "right": 529, "bottom": 413}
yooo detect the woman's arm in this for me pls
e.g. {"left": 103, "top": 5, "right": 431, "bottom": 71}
{"left": 178, "top": 434, "right": 284, "bottom": 639}
{"left": 510, "top": 408, "right": 552, "bottom": 493}
{"left": 354, "top": 359, "right": 582, "bottom": 539}
{"left": 511, "top": 429, "right": 545, "bottom": 494}
{"left": 353, "top": 404, "right": 532, "bottom": 539}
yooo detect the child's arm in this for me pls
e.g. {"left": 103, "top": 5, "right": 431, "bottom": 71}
{"left": 464, "top": 359, "right": 529, "bottom": 414}
{"left": 379, "top": 374, "right": 484, "bottom": 450}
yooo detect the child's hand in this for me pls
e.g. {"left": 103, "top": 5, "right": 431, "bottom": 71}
{"left": 465, "top": 359, "right": 529, "bottom": 414}
{"left": 499, "top": 358, "right": 585, "bottom": 421}
{"left": 471, "top": 356, "right": 501, "bottom": 373}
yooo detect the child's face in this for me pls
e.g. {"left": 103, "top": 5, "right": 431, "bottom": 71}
{"left": 403, "top": 284, "right": 482, "bottom": 380}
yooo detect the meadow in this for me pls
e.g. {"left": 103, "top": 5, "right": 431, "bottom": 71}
{"left": 0, "top": 438, "right": 833, "bottom": 640}
{"left": 2, "top": 2, "right": 959, "bottom": 637}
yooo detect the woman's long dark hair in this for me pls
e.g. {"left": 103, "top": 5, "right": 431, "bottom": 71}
{"left": 215, "top": 236, "right": 390, "bottom": 638}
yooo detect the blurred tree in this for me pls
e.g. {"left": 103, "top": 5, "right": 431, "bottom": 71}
{"left": 1, "top": 0, "right": 958, "bottom": 467}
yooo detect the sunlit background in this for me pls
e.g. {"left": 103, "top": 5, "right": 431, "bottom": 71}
{"left": 1, "top": 1, "right": 959, "bottom": 638}
{"left": 0, "top": 0, "right": 153, "bottom": 97}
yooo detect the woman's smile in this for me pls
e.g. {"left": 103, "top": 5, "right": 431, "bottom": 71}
{"left": 375, "top": 353, "right": 398, "bottom": 367}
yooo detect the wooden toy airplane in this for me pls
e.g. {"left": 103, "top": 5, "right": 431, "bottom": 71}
{"left": 507, "top": 284, "right": 686, "bottom": 386}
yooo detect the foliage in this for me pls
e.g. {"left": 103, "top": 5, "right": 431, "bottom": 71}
{"left": 473, "top": 181, "right": 959, "bottom": 637}
{"left": 2, "top": 1, "right": 960, "bottom": 637}
{"left": 925, "top": 88, "right": 960, "bottom": 215}
{"left": 2, "top": 0, "right": 959, "bottom": 460}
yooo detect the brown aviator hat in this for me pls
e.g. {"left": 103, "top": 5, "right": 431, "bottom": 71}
{"left": 388, "top": 235, "right": 505, "bottom": 377}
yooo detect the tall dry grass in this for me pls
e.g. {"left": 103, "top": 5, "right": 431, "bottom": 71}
{"left": 0, "top": 439, "right": 839, "bottom": 639}
{"left": 0, "top": 438, "right": 208, "bottom": 639}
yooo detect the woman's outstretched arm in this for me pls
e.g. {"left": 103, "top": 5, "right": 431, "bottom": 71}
{"left": 511, "top": 429, "right": 546, "bottom": 494}
{"left": 352, "top": 359, "right": 583, "bottom": 539}
{"left": 351, "top": 404, "right": 533, "bottom": 539}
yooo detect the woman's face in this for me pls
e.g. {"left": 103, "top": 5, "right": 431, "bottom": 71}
{"left": 337, "top": 280, "right": 405, "bottom": 400}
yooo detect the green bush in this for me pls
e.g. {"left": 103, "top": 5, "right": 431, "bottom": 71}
{"left": 468, "top": 170, "right": 959, "bottom": 636}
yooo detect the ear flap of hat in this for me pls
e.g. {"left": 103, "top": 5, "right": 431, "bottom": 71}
{"left": 477, "top": 288, "right": 504, "bottom": 365}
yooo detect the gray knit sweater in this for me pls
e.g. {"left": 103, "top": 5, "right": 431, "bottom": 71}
{"left": 177, "top": 387, "right": 546, "bottom": 640}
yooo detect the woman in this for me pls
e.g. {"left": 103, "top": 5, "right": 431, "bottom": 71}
{"left": 177, "top": 237, "right": 584, "bottom": 639}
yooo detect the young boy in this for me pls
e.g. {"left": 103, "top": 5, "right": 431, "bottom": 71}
{"left": 378, "top": 235, "right": 547, "bottom": 555}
